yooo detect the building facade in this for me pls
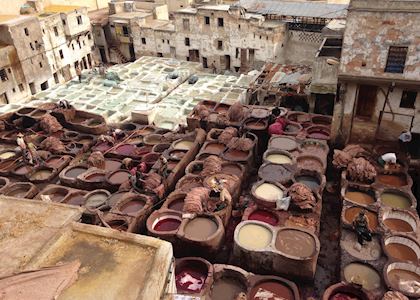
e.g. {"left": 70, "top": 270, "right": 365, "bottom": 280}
{"left": 0, "top": 4, "right": 94, "bottom": 103}
{"left": 331, "top": 0, "right": 420, "bottom": 144}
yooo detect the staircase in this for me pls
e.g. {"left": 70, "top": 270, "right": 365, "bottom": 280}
{"left": 110, "top": 46, "right": 129, "bottom": 64}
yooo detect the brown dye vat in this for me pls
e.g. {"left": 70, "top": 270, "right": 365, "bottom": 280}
{"left": 169, "top": 149, "right": 187, "bottom": 160}
{"left": 184, "top": 217, "right": 218, "bottom": 240}
{"left": 249, "top": 281, "right": 295, "bottom": 300}
{"left": 29, "top": 169, "right": 53, "bottom": 181}
{"left": 224, "top": 149, "right": 249, "bottom": 161}
{"left": 269, "top": 137, "right": 298, "bottom": 151}
{"left": 203, "top": 143, "right": 225, "bottom": 155}
{"left": 41, "top": 188, "right": 69, "bottom": 202}
{"left": 211, "top": 276, "right": 247, "bottom": 300}
{"left": 45, "top": 157, "right": 66, "bottom": 168}
{"left": 387, "top": 268, "right": 420, "bottom": 292}
{"left": 104, "top": 160, "right": 122, "bottom": 172}
{"left": 108, "top": 170, "right": 130, "bottom": 185}
{"left": 385, "top": 243, "right": 418, "bottom": 262}
{"left": 65, "top": 166, "right": 87, "bottom": 178}
{"left": 120, "top": 199, "right": 146, "bottom": 214}
{"left": 259, "top": 163, "right": 294, "bottom": 184}
{"left": 168, "top": 198, "right": 184, "bottom": 211}
{"left": 85, "top": 173, "right": 106, "bottom": 182}
{"left": 275, "top": 228, "right": 316, "bottom": 258}
{"left": 152, "top": 143, "right": 171, "bottom": 153}
{"left": 383, "top": 219, "right": 414, "bottom": 232}
{"left": 84, "top": 190, "right": 109, "bottom": 208}
{"left": 377, "top": 174, "right": 407, "bottom": 187}
{"left": 64, "top": 192, "right": 86, "bottom": 206}
{"left": 221, "top": 163, "right": 243, "bottom": 178}
{"left": 299, "top": 140, "right": 328, "bottom": 157}
{"left": 345, "top": 190, "right": 375, "bottom": 206}
{"left": 322, "top": 282, "right": 370, "bottom": 300}
{"left": 296, "top": 155, "right": 324, "bottom": 173}
{"left": 245, "top": 120, "right": 266, "bottom": 130}
{"left": 186, "top": 161, "right": 203, "bottom": 175}
{"left": 14, "top": 165, "right": 32, "bottom": 175}
{"left": 3, "top": 183, "right": 33, "bottom": 198}
{"left": 344, "top": 207, "right": 378, "bottom": 231}
{"left": 143, "top": 134, "right": 162, "bottom": 145}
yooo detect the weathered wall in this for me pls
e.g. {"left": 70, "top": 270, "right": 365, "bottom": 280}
{"left": 62, "top": 7, "right": 91, "bottom": 37}
{"left": 340, "top": 10, "right": 420, "bottom": 81}
{"left": 0, "top": 46, "right": 29, "bottom": 103}
{"left": 280, "top": 30, "right": 324, "bottom": 65}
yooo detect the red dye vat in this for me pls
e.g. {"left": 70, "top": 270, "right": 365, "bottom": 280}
{"left": 116, "top": 144, "right": 136, "bottom": 155}
{"left": 176, "top": 267, "right": 206, "bottom": 293}
{"left": 154, "top": 217, "right": 181, "bottom": 232}
{"left": 249, "top": 210, "right": 278, "bottom": 226}
{"left": 93, "top": 142, "right": 111, "bottom": 152}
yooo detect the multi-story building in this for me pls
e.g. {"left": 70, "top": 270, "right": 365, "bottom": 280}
{"left": 330, "top": 0, "right": 420, "bottom": 144}
{"left": 0, "top": 3, "right": 94, "bottom": 103}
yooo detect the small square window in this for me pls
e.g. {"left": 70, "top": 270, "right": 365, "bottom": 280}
{"left": 185, "top": 37, "right": 190, "bottom": 46}
{"left": 157, "top": 52, "right": 163, "bottom": 57}
{"left": 205, "top": 16, "right": 210, "bottom": 25}
{"left": 385, "top": 46, "right": 408, "bottom": 73}
{"left": 122, "top": 26, "right": 129, "bottom": 36}
{"left": 400, "top": 90, "right": 417, "bottom": 109}
{"left": 12, "top": 88, "right": 16, "bottom": 93}
{"left": 24, "top": 28, "right": 29, "bottom": 36}
{"left": 217, "top": 40, "right": 223, "bottom": 50}
{"left": 54, "top": 26, "right": 58, "bottom": 36}
{"left": 141, "top": 38, "right": 146, "bottom": 45}
{"left": 186, "top": 56, "right": 190, "bottom": 61}
{"left": 0, "top": 69, "right": 8, "bottom": 82}
{"left": 59, "top": 50, "right": 64, "bottom": 59}
{"left": 77, "top": 16, "right": 82, "bottom": 25}
{"left": 218, "top": 18, "right": 223, "bottom": 27}
{"left": 162, "top": 39, "right": 165, "bottom": 43}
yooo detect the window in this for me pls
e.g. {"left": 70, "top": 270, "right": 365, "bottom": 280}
{"left": 400, "top": 91, "right": 417, "bottom": 109}
{"left": 54, "top": 73, "right": 59, "bottom": 84}
{"left": 12, "top": 88, "right": 16, "bottom": 93}
{"left": 185, "top": 37, "right": 190, "bottom": 46}
{"left": 77, "top": 16, "right": 82, "bottom": 25}
{"left": 218, "top": 18, "right": 223, "bottom": 27}
{"left": 385, "top": 46, "right": 408, "bottom": 73}
{"left": 78, "top": 41, "right": 81, "bottom": 49}
{"left": 39, "top": 62, "right": 43, "bottom": 68}
{"left": 30, "top": 42, "right": 34, "bottom": 50}
{"left": 88, "top": 33, "right": 91, "bottom": 40}
{"left": 162, "top": 39, "right": 165, "bottom": 43}
{"left": 186, "top": 56, "right": 190, "bottom": 61}
{"left": 183, "top": 19, "right": 190, "bottom": 30}
{"left": 205, "top": 16, "right": 210, "bottom": 25}
{"left": 19, "top": 84, "right": 24, "bottom": 91}
{"left": 141, "top": 38, "right": 146, "bottom": 45}
{"left": 202, "top": 57, "right": 208, "bottom": 68}
{"left": 217, "top": 40, "right": 223, "bottom": 50}
{"left": 238, "top": 24, "right": 241, "bottom": 29}
{"left": 54, "top": 26, "right": 58, "bottom": 36}
{"left": 24, "top": 28, "right": 29, "bottom": 36}
{"left": 122, "top": 26, "right": 129, "bottom": 36}
{"left": 59, "top": 49, "right": 64, "bottom": 59}
{"left": 157, "top": 52, "right": 163, "bottom": 57}
{"left": 72, "top": 44, "right": 74, "bottom": 50}
{"left": 83, "top": 41, "right": 85, "bottom": 46}
{"left": 235, "top": 48, "right": 239, "bottom": 58}
{"left": 0, "top": 69, "right": 8, "bottom": 81}
{"left": 167, "top": 40, "right": 169, "bottom": 44}
{"left": 62, "top": 19, "right": 66, "bottom": 26}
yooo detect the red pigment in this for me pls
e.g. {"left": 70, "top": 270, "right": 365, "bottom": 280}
{"left": 222, "top": 164, "right": 242, "bottom": 177}
{"left": 65, "top": 194, "right": 85, "bottom": 206}
{"left": 15, "top": 165, "right": 31, "bottom": 175}
{"left": 250, "top": 281, "right": 294, "bottom": 300}
{"left": 109, "top": 171, "right": 130, "bottom": 185}
{"left": 85, "top": 173, "right": 105, "bottom": 182}
{"left": 249, "top": 210, "right": 278, "bottom": 226}
{"left": 224, "top": 149, "right": 248, "bottom": 160}
{"left": 154, "top": 218, "right": 181, "bottom": 232}
{"left": 204, "top": 143, "right": 225, "bottom": 154}
{"left": 120, "top": 200, "right": 145, "bottom": 214}
{"left": 176, "top": 267, "right": 206, "bottom": 293}
{"left": 115, "top": 144, "right": 136, "bottom": 155}
{"left": 168, "top": 198, "right": 184, "bottom": 211}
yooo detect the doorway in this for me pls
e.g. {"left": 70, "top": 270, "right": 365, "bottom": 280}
{"left": 41, "top": 81, "right": 49, "bottom": 91}
{"left": 224, "top": 55, "right": 231, "bottom": 70}
{"left": 129, "top": 43, "right": 135, "bottom": 61}
{"left": 99, "top": 47, "right": 107, "bottom": 63}
{"left": 356, "top": 85, "right": 377, "bottom": 118}
{"left": 29, "top": 82, "right": 36, "bottom": 95}
{"left": 188, "top": 49, "right": 199, "bottom": 62}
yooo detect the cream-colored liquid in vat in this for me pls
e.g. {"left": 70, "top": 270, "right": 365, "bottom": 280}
{"left": 266, "top": 154, "right": 292, "bottom": 164}
{"left": 237, "top": 223, "right": 272, "bottom": 250}
{"left": 255, "top": 183, "right": 283, "bottom": 202}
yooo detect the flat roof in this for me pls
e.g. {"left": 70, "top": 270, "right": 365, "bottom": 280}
{"left": 109, "top": 11, "right": 152, "bottom": 21}
{"left": 88, "top": 8, "right": 109, "bottom": 25}
{"left": 43, "top": 5, "right": 82, "bottom": 13}
{"left": 198, "top": 4, "right": 231, "bottom": 11}
{"left": 0, "top": 14, "right": 34, "bottom": 25}
{"left": 240, "top": 0, "right": 348, "bottom": 18}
